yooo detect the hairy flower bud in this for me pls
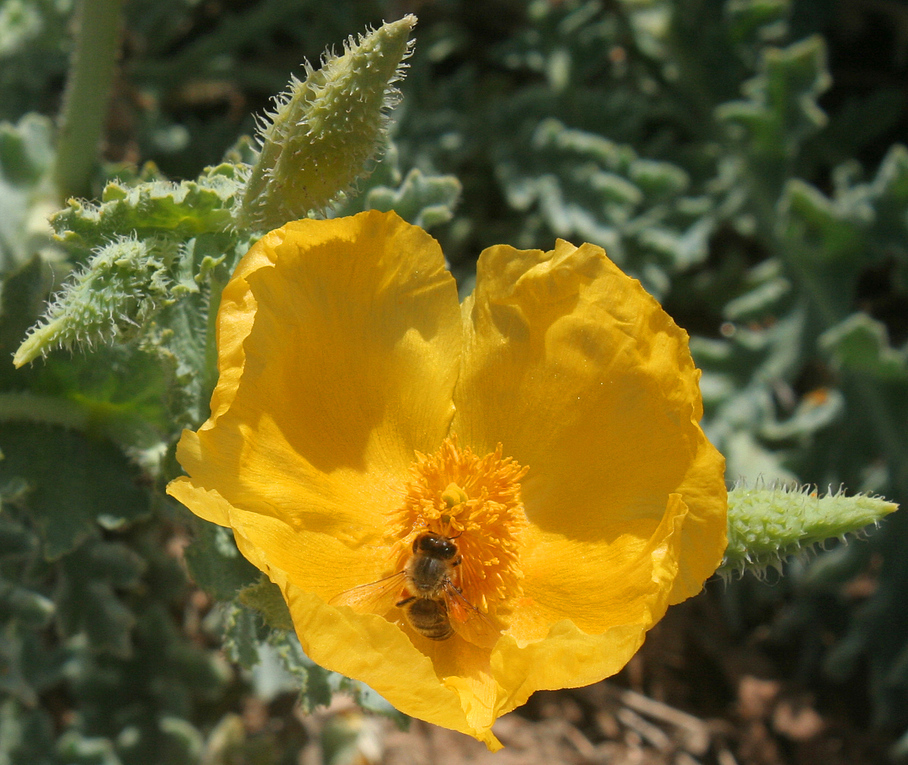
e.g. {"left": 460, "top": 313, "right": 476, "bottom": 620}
{"left": 14, "top": 236, "right": 174, "bottom": 367}
{"left": 235, "top": 16, "right": 416, "bottom": 230}
{"left": 720, "top": 482, "right": 898, "bottom": 578}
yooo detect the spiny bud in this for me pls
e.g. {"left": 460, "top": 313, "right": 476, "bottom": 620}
{"left": 719, "top": 482, "right": 898, "bottom": 579}
{"left": 14, "top": 236, "right": 175, "bottom": 367}
{"left": 236, "top": 16, "right": 416, "bottom": 231}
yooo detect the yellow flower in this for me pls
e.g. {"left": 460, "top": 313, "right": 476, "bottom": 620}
{"left": 167, "top": 210, "right": 726, "bottom": 749}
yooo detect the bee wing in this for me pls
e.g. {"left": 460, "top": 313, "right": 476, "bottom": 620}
{"left": 329, "top": 572, "right": 408, "bottom": 616}
{"left": 442, "top": 583, "right": 501, "bottom": 649}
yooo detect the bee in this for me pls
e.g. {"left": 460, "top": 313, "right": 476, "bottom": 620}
{"left": 330, "top": 532, "right": 499, "bottom": 646}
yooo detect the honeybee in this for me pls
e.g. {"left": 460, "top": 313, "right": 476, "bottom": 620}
{"left": 330, "top": 532, "right": 499, "bottom": 646}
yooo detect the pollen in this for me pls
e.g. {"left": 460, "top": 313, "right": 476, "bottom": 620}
{"left": 390, "top": 437, "right": 529, "bottom": 615}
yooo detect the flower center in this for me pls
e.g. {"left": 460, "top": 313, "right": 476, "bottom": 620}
{"left": 389, "top": 437, "right": 528, "bottom": 615}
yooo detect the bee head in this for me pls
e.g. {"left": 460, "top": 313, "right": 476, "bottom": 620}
{"left": 413, "top": 532, "right": 458, "bottom": 559}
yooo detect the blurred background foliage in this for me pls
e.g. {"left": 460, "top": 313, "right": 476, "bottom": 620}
{"left": 1, "top": 0, "right": 908, "bottom": 762}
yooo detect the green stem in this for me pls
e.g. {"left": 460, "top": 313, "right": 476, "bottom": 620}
{"left": 202, "top": 275, "right": 225, "bottom": 404}
{"left": 0, "top": 393, "right": 90, "bottom": 431}
{"left": 53, "top": 0, "right": 124, "bottom": 201}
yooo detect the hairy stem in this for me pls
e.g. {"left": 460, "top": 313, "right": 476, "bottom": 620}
{"left": 53, "top": 0, "right": 124, "bottom": 200}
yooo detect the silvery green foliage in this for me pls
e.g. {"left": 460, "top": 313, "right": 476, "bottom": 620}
{"left": 332, "top": 141, "right": 462, "bottom": 229}
{"left": 496, "top": 118, "right": 708, "bottom": 297}
{"left": 13, "top": 160, "right": 254, "bottom": 433}
{"left": 0, "top": 0, "right": 70, "bottom": 121}
{"left": 0, "top": 114, "right": 60, "bottom": 273}
{"left": 1, "top": 0, "right": 907, "bottom": 761}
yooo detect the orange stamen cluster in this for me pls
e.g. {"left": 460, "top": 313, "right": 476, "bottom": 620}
{"left": 390, "top": 437, "right": 529, "bottom": 614}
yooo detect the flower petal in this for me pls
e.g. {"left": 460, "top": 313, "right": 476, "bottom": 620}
{"left": 253, "top": 547, "right": 504, "bottom": 750}
{"left": 167, "top": 218, "right": 728, "bottom": 748}
{"left": 169, "top": 210, "right": 464, "bottom": 595}
{"left": 454, "top": 240, "right": 726, "bottom": 605}
{"left": 666, "top": 428, "right": 729, "bottom": 603}
{"left": 490, "top": 493, "right": 688, "bottom": 716}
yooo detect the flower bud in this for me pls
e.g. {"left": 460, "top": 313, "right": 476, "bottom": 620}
{"left": 14, "top": 236, "right": 173, "bottom": 367}
{"left": 721, "top": 483, "right": 898, "bottom": 577}
{"left": 236, "top": 16, "right": 416, "bottom": 230}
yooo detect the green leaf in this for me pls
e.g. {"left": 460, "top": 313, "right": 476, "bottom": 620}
{"left": 0, "top": 0, "right": 70, "bottom": 119}
{"left": 0, "top": 423, "right": 151, "bottom": 559}
{"left": 328, "top": 673, "right": 408, "bottom": 728}
{"left": 496, "top": 118, "right": 710, "bottom": 286}
{"left": 717, "top": 35, "right": 831, "bottom": 160}
{"left": 363, "top": 168, "right": 462, "bottom": 229}
{"left": 0, "top": 512, "right": 36, "bottom": 560}
{"left": 0, "top": 578, "right": 54, "bottom": 629}
{"left": 333, "top": 142, "right": 461, "bottom": 230}
{"left": 221, "top": 603, "right": 262, "bottom": 670}
{"left": 70, "top": 603, "right": 229, "bottom": 763}
{"left": 780, "top": 178, "right": 865, "bottom": 264}
{"left": 51, "top": 171, "right": 241, "bottom": 260}
{"left": 1, "top": 343, "right": 174, "bottom": 466}
{"left": 0, "top": 254, "right": 57, "bottom": 388}
{"left": 0, "top": 113, "right": 54, "bottom": 188}
{"left": 821, "top": 313, "right": 908, "bottom": 382}
{"left": 628, "top": 159, "right": 690, "bottom": 200}
{"left": 759, "top": 387, "right": 845, "bottom": 441}
{"left": 155, "top": 717, "right": 203, "bottom": 765}
{"left": 238, "top": 577, "right": 293, "bottom": 632}
{"left": 55, "top": 730, "right": 123, "bottom": 765}
{"left": 866, "top": 144, "right": 908, "bottom": 249}
{"left": 0, "top": 700, "right": 56, "bottom": 765}
{"left": 55, "top": 538, "right": 145, "bottom": 657}
{"left": 267, "top": 629, "right": 332, "bottom": 712}
{"left": 0, "top": 113, "right": 59, "bottom": 275}
{"left": 692, "top": 299, "right": 810, "bottom": 484}
{"left": 183, "top": 519, "right": 259, "bottom": 602}
{"left": 725, "top": 0, "right": 790, "bottom": 47}
{"left": 723, "top": 275, "right": 792, "bottom": 321}
{"left": 0, "top": 572, "right": 69, "bottom": 706}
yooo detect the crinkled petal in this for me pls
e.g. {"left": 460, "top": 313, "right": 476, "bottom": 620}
{"left": 490, "top": 493, "right": 688, "bottom": 717}
{"left": 666, "top": 429, "right": 730, "bottom": 603}
{"left": 168, "top": 210, "right": 463, "bottom": 597}
{"left": 453, "top": 240, "right": 726, "bottom": 606}
{"left": 238, "top": 535, "right": 503, "bottom": 750}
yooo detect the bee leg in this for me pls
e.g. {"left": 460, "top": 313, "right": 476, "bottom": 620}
{"left": 452, "top": 557, "right": 462, "bottom": 567}
{"left": 396, "top": 596, "right": 416, "bottom": 607}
